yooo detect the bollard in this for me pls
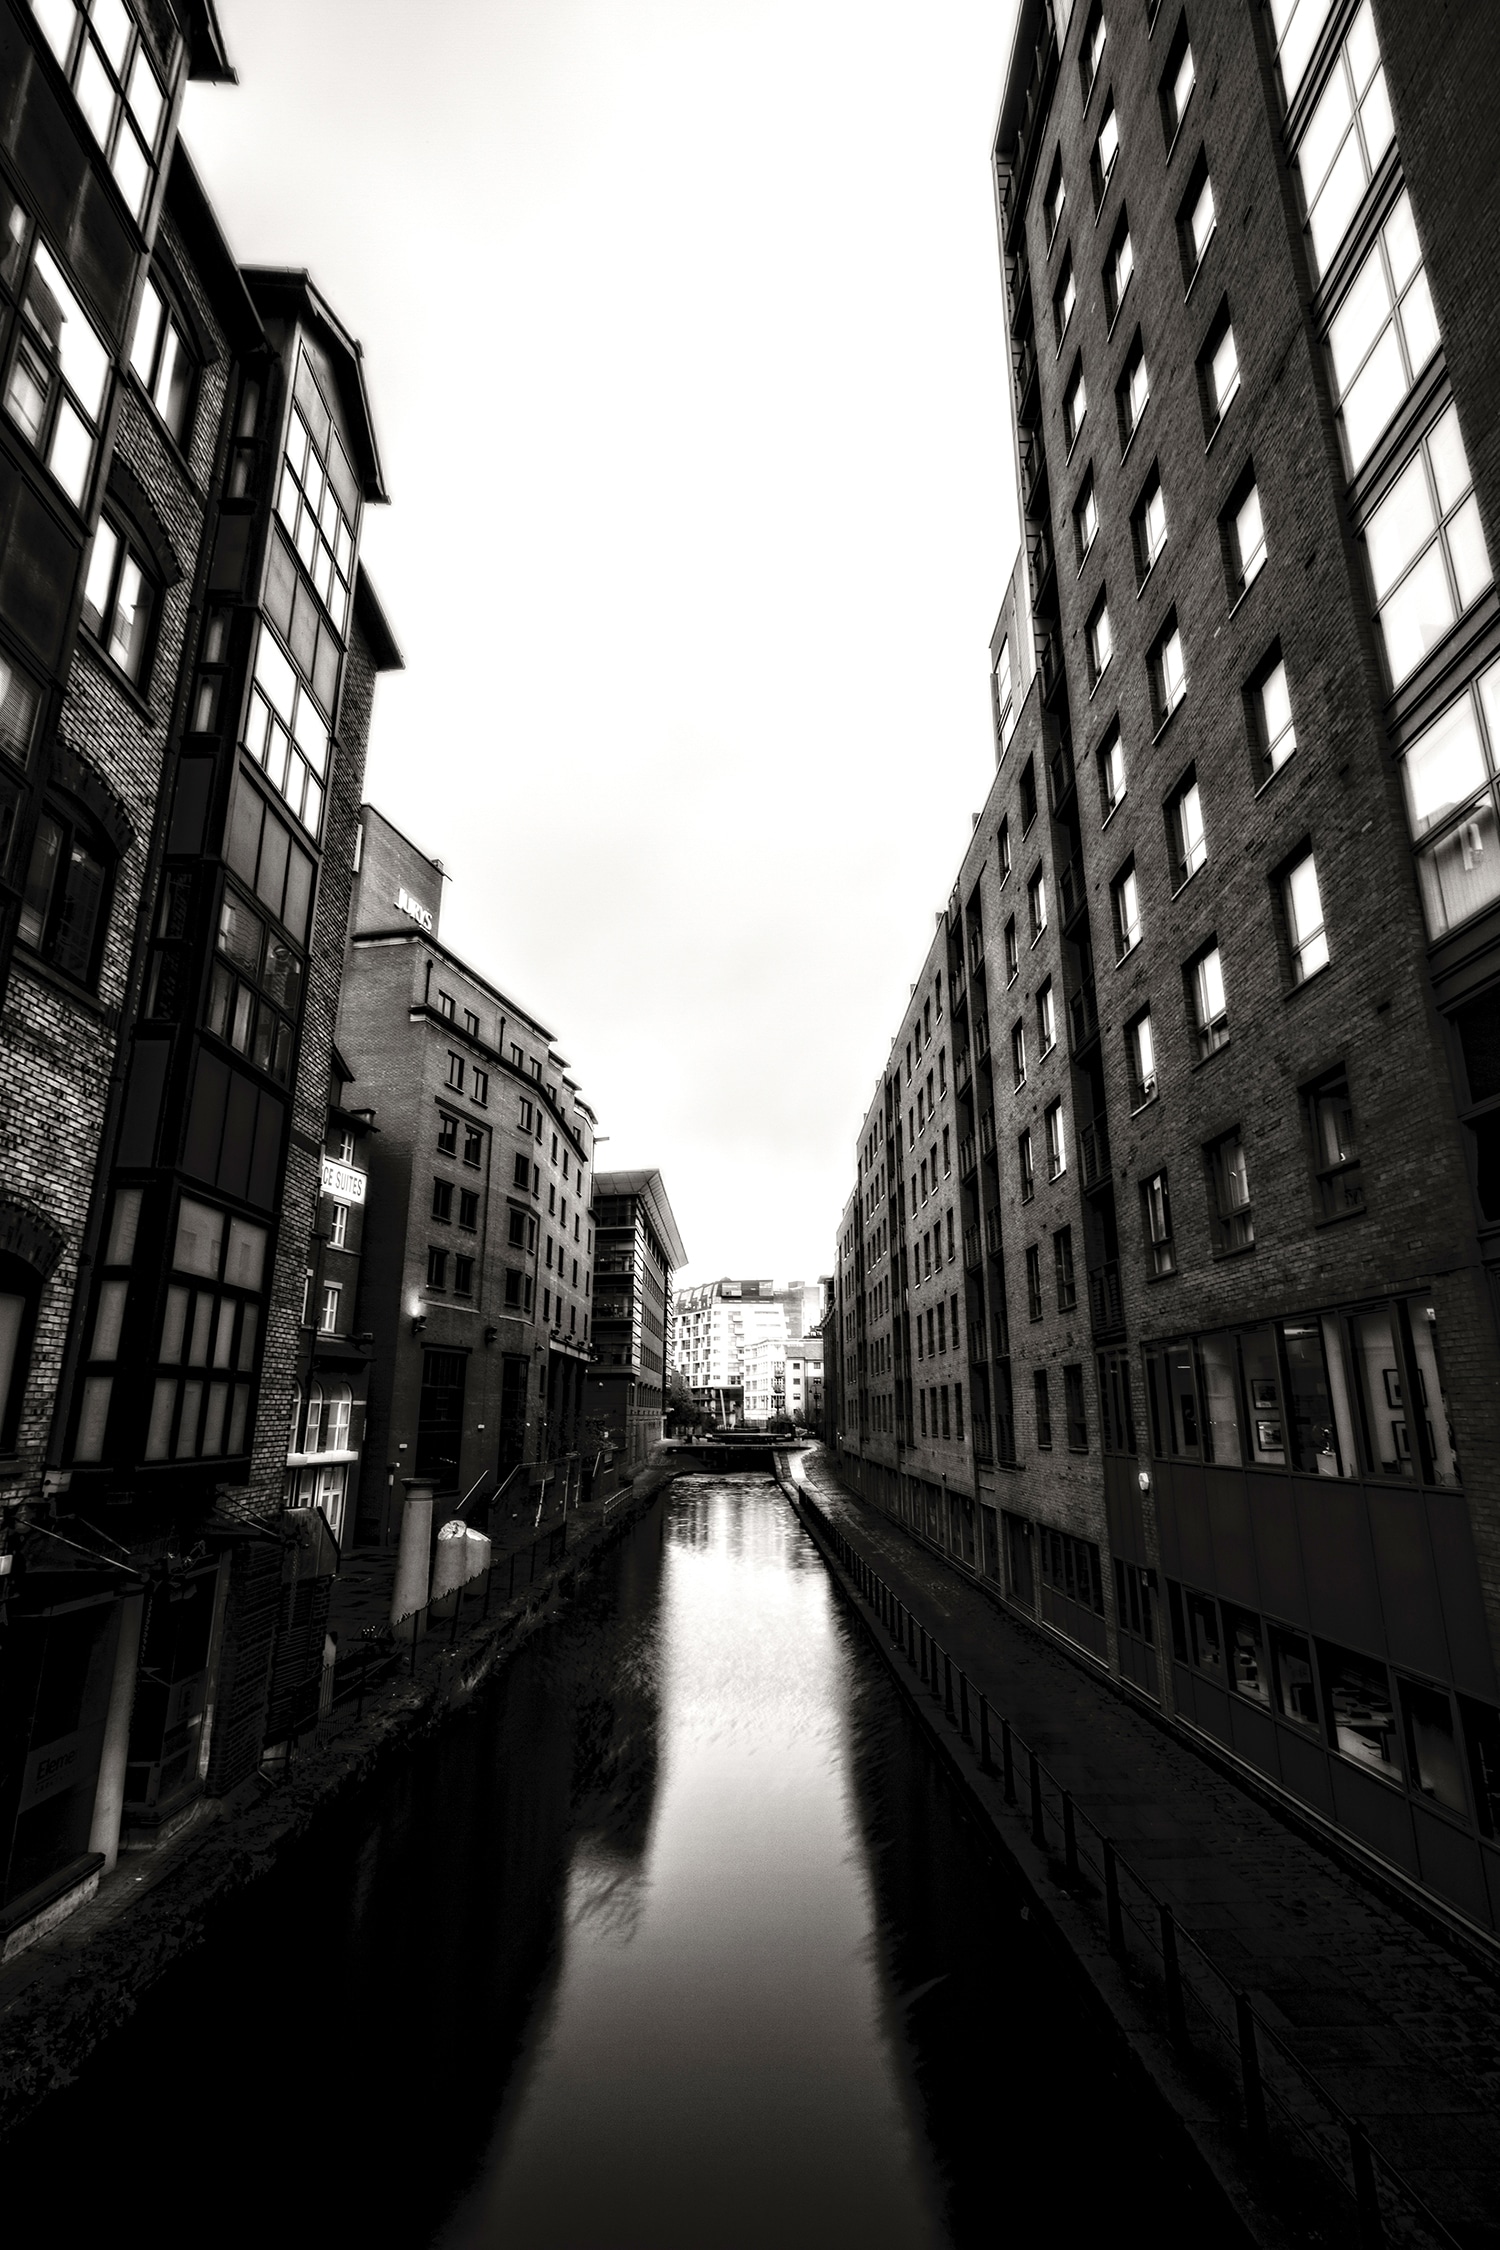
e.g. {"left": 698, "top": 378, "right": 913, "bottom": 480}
{"left": 1235, "top": 1992, "right": 1269, "bottom": 2157}
{"left": 959, "top": 1672, "right": 973, "bottom": 1743}
{"left": 1104, "top": 1839, "right": 1125, "bottom": 1956}
{"left": 1062, "top": 1792, "right": 1079, "bottom": 1883}
{"left": 979, "top": 1695, "right": 994, "bottom": 1773}
{"left": 1159, "top": 1904, "right": 1188, "bottom": 2048}
{"left": 1348, "top": 2120, "right": 1384, "bottom": 2248}
{"left": 1002, "top": 1717, "right": 1016, "bottom": 1804}
{"left": 1029, "top": 1749, "right": 1045, "bottom": 1847}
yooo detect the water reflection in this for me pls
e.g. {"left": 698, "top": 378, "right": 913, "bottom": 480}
{"left": 440, "top": 1478, "right": 943, "bottom": 2249}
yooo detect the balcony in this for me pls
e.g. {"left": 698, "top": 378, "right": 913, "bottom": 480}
{"left": 984, "top": 1207, "right": 1003, "bottom": 1256}
{"left": 1028, "top": 519, "right": 1057, "bottom": 611}
{"left": 955, "top": 1048, "right": 972, "bottom": 1095}
{"left": 979, "top": 1108, "right": 997, "bottom": 1158}
{"left": 1047, "top": 737, "right": 1075, "bottom": 814}
{"left": 1021, "top": 430, "right": 1049, "bottom": 517}
{"left": 997, "top": 3, "right": 1061, "bottom": 252}
{"left": 1089, "top": 1260, "right": 1125, "bottom": 1338}
{"left": 1068, "top": 979, "right": 1099, "bottom": 1055}
{"left": 1059, "top": 855, "right": 1088, "bottom": 929}
{"left": 963, "top": 1225, "right": 983, "bottom": 1272}
{"left": 1079, "top": 1114, "right": 1111, "bottom": 1191}
{"left": 1035, "top": 624, "right": 1065, "bottom": 705}
{"left": 1013, "top": 330, "right": 1040, "bottom": 426}
{"left": 1007, "top": 241, "right": 1032, "bottom": 333}
{"left": 959, "top": 1136, "right": 978, "bottom": 1182}
{"left": 974, "top": 1009, "right": 991, "bottom": 1060}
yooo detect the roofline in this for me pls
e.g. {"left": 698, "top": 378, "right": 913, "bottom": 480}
{"left": 239, "top": 266, "right": 389, "bottom": 502}
{"left": 993, "top": 0, "right": 1050, "bottom": 159}
{"left": 164, "top": 143, "right": 264, "bottom": 355}
{"left": 184, "top": 0, "right": 237, "bottom": 81}
{"left": 595, "top": 1168, "right": 687, "bottom": 1270}
{"left": 353, "top": 565, "right": 403, "bottom": 671}
{"left": 360, "top": 801, "right": 445, "bottom": 880}
{"left": 348, "top": 925, "right": 556, "bottom": 1045}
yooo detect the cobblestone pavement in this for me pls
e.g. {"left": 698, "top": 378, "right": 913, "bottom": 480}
{"left": 795, "top": 1447, "right": 1500, "bottom": 2238}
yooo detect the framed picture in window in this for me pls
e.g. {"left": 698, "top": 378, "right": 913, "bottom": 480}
{"left": 1393, "top": 1420, "right": 1412, "bottom": 1459}
{"left": 1382, "top": 1367, "right": 1403, "bottom": 1409}
{"left": 1255, "top": 1416, "right": 1283, "bottom": 1452}
{"left": 1250, "top": 1378, "right": 1278, "bottom": 1412}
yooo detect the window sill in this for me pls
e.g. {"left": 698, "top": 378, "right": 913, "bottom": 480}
{"left": 1118, "top": 407, "right": 1148, "bottom": 469}
{"left": 1169, "top": 860, "right": 1206, "bottom": 902}
{"left": 1105, "top": 280, "right": 1131, "bottom": 342}
{"left": 1135, "top": 553, "right": 1162, "bottom": 602}
{"left": 1163, "top": 99, "right": 1193, "bottom": 169}
{"left": 1254, "top": 749, "right": 1296, "bottom": 799}
{"left": 1183, "top": 225, "right": 1216, "bottom": 305}
{"left": 1100, "top": 794, "right": 1124, "bottom": 831}
{"left": 1314, "top": 1198, "right": 1368, "bottom": 1230}
{"left": 1204, "top": 382, "right": 1240, "bottom": 455}
{"left": 1284, "top": 960, "right": 1332, "bottom": 1002}
{"left": 1065, "top": 420, "right": 1087, "bottom": 465}
{"left": 1226, "top": 566, "right": 1265, "bottom": 623}
{"left": 1189, "top": 1038, "right": 1230, "bottom": 1072}
{"left": 1129, "top": 1093, "right": 1159, "bottom": 1118}
{"left": 1151, "top": 695, "right": 1186, "bottom": 746}
{"left": 1087, "top": 654, "right": 1113, "bottom": 701}
{"left": 1210, "top": 1241, "right": 1257, "bottom": 1261}
{"left": 11, "top": 948, "right": 116, "bottom": 1026}
{"left": 76, "top": 632, "right": 162, "bottom": 727}
{"left": 1145, "top": 1266, "right": 1178, "bottom": 1283}
{"left": 1114, "top": 939, "right": 1140, "bottom": 968}
{"left": 1076, "top": 526, "right": 1097, "bottom": 573}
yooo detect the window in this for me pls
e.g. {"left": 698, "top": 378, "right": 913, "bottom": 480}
{"left": 1247, "top": 648, "right": 1297, "bottom": 782}
{"left": 1091, "top": 98, "right": 1119, "bottom": 208}
{"left": 0, "top": 649, "right": 41, "bottom": 794}
{"left": 1104, "top": 215, "right": 1134, "bottom": 326}
{"left": 463, "top": 1126, "right": 483, "bottom": 1166}
{"left": 1037, "top": 979, "right": 1056, "bottom": 1056}
{"left": 4, "top": 236, "right": 110, "bottom": 507}
{"left": 1400, "top": 1679, "right": 1467, "bottom": 1814}
{"left": 1160, "top": 18, "right": 1195, "bottom": 143}
{"left": 1327, "top": 193, "right": 1440, "bottom": 475}
{"left": 1004, "top": 915, "right": 1019, "bottom": 982}
{"left": 1319, "top": 1640, "right": 1399, "bottom": 1779}
{"left": 458, "top": 1188, "right": 479, "bottom": 1230}
{"left": 1054, "top": 254, "right": 1076, "bottom": 350}
{"left": 998, "top": 816, "right": 1012, "bottom": 883}
{"left": 204, "top": 884, "right": 300, "bottom": 1084}
{"left": 1399, "top": 661, "right": 1500, "bottom": 937}
{"left": 318, "top": 1283, "right": 341, "bottom": 1335}
{"left": 1045, "top": 1099, "right": 1067, "bottom": 1179}
{"left": 1028, "top": 867, "right": 1047, "bottom": 943}
{"left": 1053, "top": 1227, "right": 1076, "bottom": 1311}
{"left": 1117, "top": 334, "right": 1149, "bottom": 451}
{"left": 1200, "top": 307, "right": 1240, "bottom": 432}
{"left": 1073, "top": 472, "right": 1099, "bottom": 565}
{"left": 1226, "top": 477, "right": 1267, "bottom": 597}
{"left": 241, "top": 624, "right": 330, "bottom": 839}
{"left": 438, "top": 990, "right": 455, "bottom": 1021}
{"left": 1365, "top": 407, "right": 1491, "bottom": 689}
{"left": 518, "top": 1097, "right": 533, "bottom": 1130}
{"left": 1179, "top": 154, "right": 1215, "bottom": 283}
{"left": 1018, "top": 1130, "right": 1035, "bottom": 1202}
{"left": 454, "top": 1254, "right": 474, "bottom": 1296}
{"left": 1150, "top": 615, "right": 1187, "bottom": 729}
{"left": 141, "top": 1198, "right": 265, "bottom": 1465}
{"left": 15, "top": 796, "right": 112, "bottom": 986}
{"left": 1097, "top": 723, "right": 1125, "bottom": 818}
{"left": 1044, "top": 151, "right": 1066, "bottom": 241}
{"left": 1166, "top": 767, "right": 1207, "bottom": 888}
{"left": 1186, "top": 943, "right": 1229, "bottom": 1059}
{"left": 1294, "top": 4, "right": 1394, "bottom": 278}
{"left": 1306, "top": 1068, "right": 1363, "bottom": 1218}
{"left": 471, "top": 1067, "right": 488, "bottom": 1106}
{"left": 1086, "top": 593, "right": 1113, "bottom": 689}
{"left": 1063, "top": 1364, "right": 1088, "bottom": 1451}
{"left": 993, "top": 641, "right": 1016, "bottom": 756}
{"left": 1127, "top": 1010, "right": 1158, "bottom": 1108}
{"left": 1142, "top": 1170, "right": 1175, "bottom": 1276}
{"left": 1034, "top": 1367, "right": 1052, "bottom": 1446}
{"left": 504, "top": 1269, "right": 522, "bottom": 1309}
{"left": 1267, "top": 0, "right": 1332, "bottom": 106}
{"left": 129, "top": 277, "right": 195, "bottom": 446}
{"left": 1063, "top": 360, "right": 1087, "bottom": 450}
{"left": 276, "top": 367, "right": 358, "bottom": 634}
{"left": 1020, "top": 757, "right": 1038, "bottom": 831}
{"left": 427, "top": 1246, "right": 448, "bottom": 1289}
{"left": 1026, "top": 1248, "right": 1045, "bottom": 1323}
{"left": 1080, "top": 1, "right": 1106, "bottom": 102}
{"left": 1012, "top": 1020, "right": 1028, "bottom": 1089}
{"left": 1284, "top": 849, "right": 1330, "bottom": 983}
{"left": 513, "top": 1152, "right": 531, "bottom": 1189}
{"left": 507, "top": 1208, "right": 526, "bottom": 1247}
{"left": 1132, "top": 466, "right": 1166, "bottom": 582}
{"left": 463, "top": 1008, "right": 479, "bottom": 1037}
{"left": 432, "top": 1178, "right": 454, "bottom": 1222}
{"left": 81, "top": 516, "right": 157, "bottom": 686}
{"left": 27, "top": 0, "right": 167, "bottom": 221}
{"left": 1111, "top": 859, "right": 1141, "bottom": 957}
{"left": 438, "top": 1115, "right": 458, "bottom": 1157}
{"left": 446, "top": 1052, "right": 465, "bottom": 1091}
{"left": 1207, "top": 1129, "right": 1254, "bottom": 1252}
{"left": 329, "top": 1201, "right": 349, "bottom": 1250}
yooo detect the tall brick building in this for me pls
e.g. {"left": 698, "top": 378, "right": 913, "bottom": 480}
{"left": 0, "top": 4, "right": 401, "bottom": 1950}
{"left": 833, "top": 0, "right": 1500, "bottom": 1940}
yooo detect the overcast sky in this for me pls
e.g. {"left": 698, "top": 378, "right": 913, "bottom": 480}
{"left": 185, "top": 0, "right": 1021, "bottom": 1287}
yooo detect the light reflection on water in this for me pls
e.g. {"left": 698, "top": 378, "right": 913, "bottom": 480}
{"left": 438, "top": 1477, "right": 945, "bottom": 2250}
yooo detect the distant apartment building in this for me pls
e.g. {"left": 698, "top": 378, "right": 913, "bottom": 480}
{"left": 583, "top": 1168, "right": 685, "bottom": 1464}
{"left": 670, "top": 1277, "right": 818, "bottom": 1423}
{"left": 833, "top": 0, "right": 1500, "bottom": 1940}
{"left": 334, "top": 808, "right": 599, "bottom": 1543}
{"left": 786, "top": 1336, "right": 823, "bottom": 1429}
{"left": 741, "top": 1332, "right": 786, "bottom": 1426}
{"left": 0, "top": 3, "right": 402, "bottom": 1950}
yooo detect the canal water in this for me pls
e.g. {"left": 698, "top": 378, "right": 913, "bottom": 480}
{"left": 9, "top": 1477, "right": 1219, "bottom": 2246}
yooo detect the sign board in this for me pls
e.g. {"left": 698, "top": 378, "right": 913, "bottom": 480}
{"left": 321, "top": 1158, "right": 367, "bottom": 1205}
{"left": 396, "top": 885, "right": 433, "bottom": 932}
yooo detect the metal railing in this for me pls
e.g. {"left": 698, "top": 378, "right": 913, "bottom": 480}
{"left": 788, "top": 1486, "right": 1463, "bottom": 2250}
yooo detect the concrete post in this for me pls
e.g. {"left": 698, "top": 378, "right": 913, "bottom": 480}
{"left": 391, "top": 1478, "right": 437, "bottom": 1632}
{"left": 88, "top": 1588, "right": 145, "bottom": 1874}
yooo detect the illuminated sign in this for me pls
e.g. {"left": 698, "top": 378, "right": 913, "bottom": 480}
{"left": 396, "top": 886, "right": 433, "bottom": 932}
{"left": 321, "top": 1158, "right": 367, "bottom": 1204}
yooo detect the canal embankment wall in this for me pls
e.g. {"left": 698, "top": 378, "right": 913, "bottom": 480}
{"left": 0, "top": 1454, "right": 690, "bottom": 2145}
{"left": 777, "top": 1448, "right": 1500, "bottom": 2250}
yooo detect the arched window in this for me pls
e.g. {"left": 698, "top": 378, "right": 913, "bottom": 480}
{"left": 303, "top": 1381, "right": 323, "bottom": 1454}
{"left": 324, "top": 1383, "right": 352, "bottom": 1453}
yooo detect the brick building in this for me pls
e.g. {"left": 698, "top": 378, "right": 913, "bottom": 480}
{"left": 834, "top": 0, "right": 1500, "bottom": 1939}
{"left": 0, "top": 4, "right": 401, "bottom": 1950}
{"left": 335, "top": 805, "right": 600, "bottom": 1545}
{"left": 583, "top": 1168, "right": 684, "bottom": 1464}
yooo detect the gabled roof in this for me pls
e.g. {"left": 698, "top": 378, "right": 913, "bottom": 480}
{"left": 240, "top": 267, "right": 389, "bottom": 502}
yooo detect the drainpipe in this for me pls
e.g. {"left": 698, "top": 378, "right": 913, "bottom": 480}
{"left": 88, "top": 1587, "right": 146, "bottom": 1874}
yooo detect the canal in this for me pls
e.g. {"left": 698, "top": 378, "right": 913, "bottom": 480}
{"left": 9, "top": 1477, "right": 1220, "bottom": 2245}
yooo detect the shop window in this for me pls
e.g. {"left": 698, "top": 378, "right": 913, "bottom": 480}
{"left": 15, "top": 794, "right": 113, "bottom": 988}
{"left": 1318, "top": 1640, "right": 1401, "bottom": 1780}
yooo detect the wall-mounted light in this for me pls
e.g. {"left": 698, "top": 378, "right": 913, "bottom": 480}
{"left": 484, "top": 1327, "right": 497, "bottom": 1345}
{"left": 411, "top": 1313, "right": 427, "bottom": 1336}
{"left": 1137, "top": 1469, "right": 1151, "bottom": 1495}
